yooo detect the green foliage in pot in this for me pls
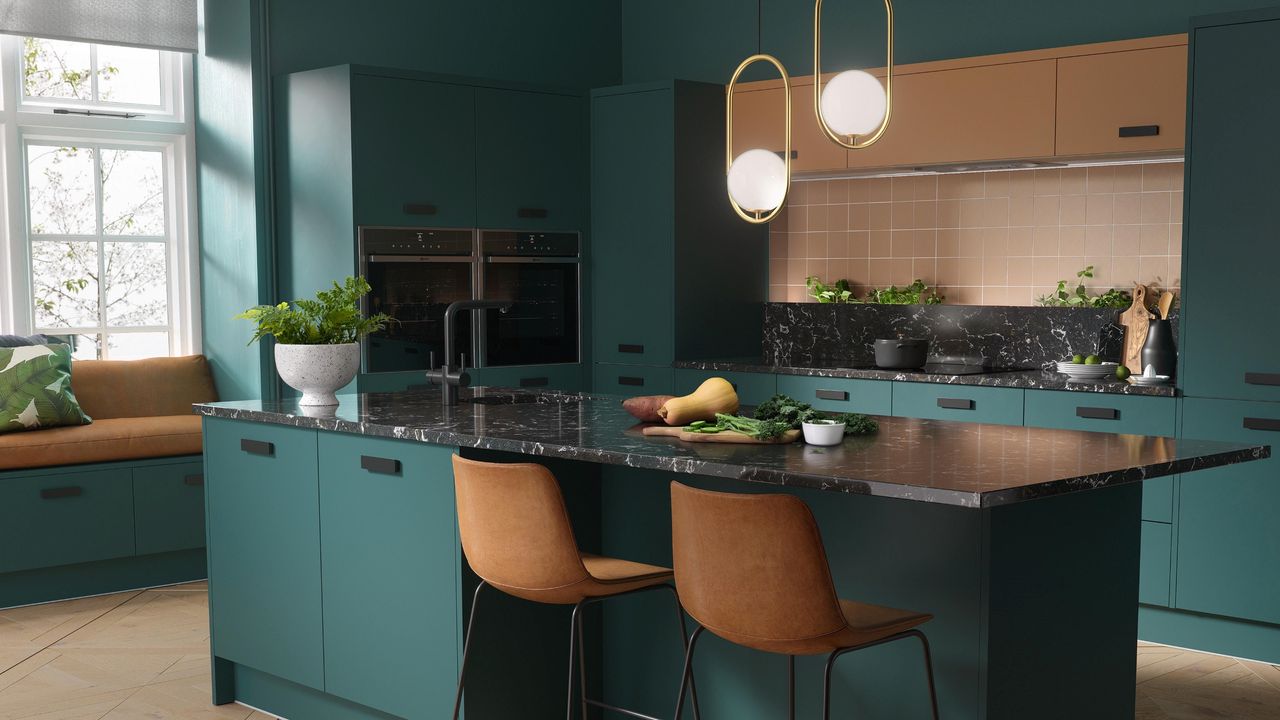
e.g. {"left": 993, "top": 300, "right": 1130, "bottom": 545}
{"left": 237, "top": 276, "right": 392, "bottom": 345}
{"left": 1036, "top": 266, "right": 1132, "bottom": 309}
{"left": 865, "top": 279, "right": 944, "bottom": 305}
{"left": 806, "top": 275, "right": 855, "bottom": 303}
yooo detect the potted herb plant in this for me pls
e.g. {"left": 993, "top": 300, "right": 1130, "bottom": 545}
{"left": 238, "top": 276, "right": 391, "bottom": 406}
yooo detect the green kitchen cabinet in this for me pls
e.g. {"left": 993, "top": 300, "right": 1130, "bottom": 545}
{"left": 891, "top": 382, "right": 1024, "bottom": 426}
{"left": 476, "top": 88, "right": 586, "bottom": 230}
{"left": 775, "top": 374, "right": 893, "bottom": 416}
{"left": 133, "top": 460, "right": 206, "bottom": 556}
{"left": 1140, "top": 521, "right": 1173, "bottom": 607}
{"left": 674, "top": 368, "right": 777, "bottom": 406}
{"left": 204, "top": 418, "right": 325, "bottom": 691}
{"left": 1180, "top": 11, "right": 1280, "bottom": 403}
{"left": 0, "top": 465, "right": 135, "bottom": 575}
{"left": 590, "top": 81, "right": 768, "bottom": 372}
{"left": 593, "top": 363, "right": 675, "bottom": 396}
{"left": 1177, "top": 397, "right": 1280, "bottom": 626}
{"left": 317, "top": 433, "right": 460, "bottom": 718}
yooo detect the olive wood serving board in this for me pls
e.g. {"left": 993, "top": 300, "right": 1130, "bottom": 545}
{"left": 641, "top": 425, "right": 802, "bottom": 444}
{"left": 1119, "top": 283, "right": 1154, "bottom": 372}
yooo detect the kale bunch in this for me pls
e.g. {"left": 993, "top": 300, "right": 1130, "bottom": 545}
{"left": 753, "top": 394, "right": 878, "bottom": 436}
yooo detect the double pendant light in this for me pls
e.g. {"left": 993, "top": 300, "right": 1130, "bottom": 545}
{"left": 726, "top": 0, "right": 895, "bottom": 224}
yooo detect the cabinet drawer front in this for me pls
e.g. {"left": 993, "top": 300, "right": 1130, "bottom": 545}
{"left": 1140, "top": 521, "right": 1172, "bottom": 607}
{"left": 1024, "top": 390, "right": 1177, "bottom": 437}
{"left": 593, "top": 363, "right": 675, "bottom": 396}
{"left": 892, "top": 383, "right": 1024, "bottom": 426}
{"left": 775, "top": 375, "right": 892, "bottom": 415}
{"left": 319, "top": 434, "right": 459, "bottom": 717}
{"left": 1177, "top": 398, "right": 1280, "bottom": 625}
{"left": 134, "top": 460, "right": 206, "bottom": 556}
{"left": 674, "top": 369, "right": 777, "bottom": 406}
{"left": 0, "top": 467, "right": 134, "bottom": 574}
{"left": 469, "top": 364, "right": 585, "bottom": 393}
{"left": 203, "top": 418, "right": 325, "bottom": 690}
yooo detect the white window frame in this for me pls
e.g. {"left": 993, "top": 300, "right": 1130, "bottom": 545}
{"left": 0, "top": 34, "right": 199, "bottom": 357}
{"left": 16, "top": 38, "right": 182, "bottom": 120}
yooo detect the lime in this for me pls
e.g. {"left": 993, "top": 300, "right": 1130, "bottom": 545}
{"left": 1084, "top": 354, "right": 1101, "bottom": 365}
{"left": 1116, "top": 365, "right": 1131, "bottom": 381}
{"left": 1071, "top": 354, "right": 1084, "bottom": 364}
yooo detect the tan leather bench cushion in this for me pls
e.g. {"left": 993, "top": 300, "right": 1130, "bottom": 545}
{"left": 0, "top": 416, "right": 203, "bottom": 471}
{"left": 71, "top": 355, "right": 218, "bottom": 420}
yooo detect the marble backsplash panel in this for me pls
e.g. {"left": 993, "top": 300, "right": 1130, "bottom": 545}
{"left": 763, "top": 303, "right": 1179, "bottom": 369}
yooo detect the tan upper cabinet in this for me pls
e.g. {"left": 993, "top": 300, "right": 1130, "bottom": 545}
{"left": 731, "top": 81, "right": 847, "bottom": 174}
{"left": 1055, "top": 45, "right": 1187, "bottom": 157}
{"left": 845, "top": 60, "right": 1057, "bottom": 170}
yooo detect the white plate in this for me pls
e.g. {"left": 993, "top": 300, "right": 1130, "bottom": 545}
{"left": 1130, "top": 376, "right": 1171, "bottom": 385}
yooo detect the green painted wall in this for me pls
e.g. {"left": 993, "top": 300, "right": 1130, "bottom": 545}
{"left": 622, "top": 0, "right": 1272, "bottom": 84}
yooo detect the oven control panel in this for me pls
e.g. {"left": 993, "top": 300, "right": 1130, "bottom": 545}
{"left": 360, "top": 227, "right": 475, "bottom": 256}
{"left": 482, "top": 231, "right": 580, "bottom": 257}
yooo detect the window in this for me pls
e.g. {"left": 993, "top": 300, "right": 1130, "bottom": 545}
{"left": 0, "top": 35, "right": 197, "bottom": 359}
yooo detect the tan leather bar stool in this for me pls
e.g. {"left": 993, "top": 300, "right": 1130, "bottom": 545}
{"left": 669, "top": 483, "right": 939, "bottom": 720}
{"left": 451, "top": 456, "right": 701, "bottom": 720}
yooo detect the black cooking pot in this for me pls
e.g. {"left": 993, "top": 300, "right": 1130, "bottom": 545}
{"left": 874, "top": 338, "right": 929, "bottom": 369}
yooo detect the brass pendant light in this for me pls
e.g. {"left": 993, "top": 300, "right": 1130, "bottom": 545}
{"left": 813, "top": 0, "right": 894, "bottom": 149}
{"left": 725, "top": 53, "right": 792, "bottom": 224}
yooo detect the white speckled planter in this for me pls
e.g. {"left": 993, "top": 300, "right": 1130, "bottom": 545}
{"left": 274, "top": 342, "right": 360, "bottom": 406}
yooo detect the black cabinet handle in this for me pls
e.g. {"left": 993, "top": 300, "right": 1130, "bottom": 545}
{"left": 519, "top": 376, "right": 550, "bottom": 388}
{"left": 618, "top": 344, "right": 645, "bottom": 354}
{"left": 815, "top": 389, "right": 848, "bottom": 401}
{"left": 618, "top": 376, "right": 645, "bottom": 387}
{"left": 183, "top": 474, "right": 205, "bottom": 487}
{"left": 361, "top": 455, "right": 402, "bottom": 475}
{"left": 517, "top": 207, "right": 548, "bottom": 219}
{"left": 938, "top": 398, "right": 975, "bottom": 410}
{"left": 403, "top": 203, "right": 438, "bottom": 215}
{"left": 240, "top": 439, "right": 275, "bottom": 457}
{"left": 1118, "top": 125, "right": 1159, "bottom": 138}
{"left": 40, "top": 486, "right": 82, "bottom": 500}
{"left": 1246, "top": 373, "right": 1280, "bottom": 387}
{"left": 1244, "top": 417, "right": 1280, "bottom": 432}
{"left": 774, "top": 150, "right": 799, "bottom": 159}
{"left": 1076, "top": 406, "right": 1119, "bottom": 420}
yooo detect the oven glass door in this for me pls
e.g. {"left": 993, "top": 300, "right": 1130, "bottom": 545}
{"left": 481, "top": 258, "right": 579, "bottom": 366}
{"left": 365, "top": 258, "right": 474, "bottom": 372}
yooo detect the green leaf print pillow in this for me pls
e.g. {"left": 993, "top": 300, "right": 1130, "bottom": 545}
{"left": 0, "top": 344, "right": 92, "bottom": 434}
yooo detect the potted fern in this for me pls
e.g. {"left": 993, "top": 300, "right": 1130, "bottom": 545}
{"left": 237, "top": 277, "right": 391, "bottom": 406}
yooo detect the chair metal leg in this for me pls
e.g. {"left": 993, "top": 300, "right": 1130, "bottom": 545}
{"left": 822, "top": 629, "right": 942, "bottom": 720}
{"left": 673, "top": 625, "right": 705, "bottom": 720}
{"left": 910, "top": 630, "right": 941, "bottom": 720}
{"left": 662, "top": 585, "right": 701, "bottom": 720}
{"left": 576, "top": 605, "right": 590, "bottom": 720}
{"left": 788, "top": 655, "right": 797, "bottom": 720}
{"left": 569, "top": 600, "right": 588, "bottom": 720}
{"left": 452, "top": 581, "right": 488, "bottom": 720}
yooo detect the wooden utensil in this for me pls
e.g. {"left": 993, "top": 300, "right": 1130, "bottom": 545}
{"left": 641, "top": 425, "right": 802, "bottom": 445}
{"left": 1119, "top": 283, "right": 1154, "bottom": 372}
{"left": 1157, "top": 291, "right": 1174, "bottom": 320}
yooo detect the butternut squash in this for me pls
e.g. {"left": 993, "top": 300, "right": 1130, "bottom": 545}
{"left": 658, "top": 378, "right": 740, "bottom": 426}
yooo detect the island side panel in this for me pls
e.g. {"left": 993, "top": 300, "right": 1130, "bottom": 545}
{"left": 980, "top": 483, "right": 1141, "bottom": 720}
{"left": 598, "top": 466, "right": 984, "bottom": 720}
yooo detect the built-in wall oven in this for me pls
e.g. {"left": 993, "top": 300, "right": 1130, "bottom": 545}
{"left": 359, "top": 227, "right": 580, "bottom": 373}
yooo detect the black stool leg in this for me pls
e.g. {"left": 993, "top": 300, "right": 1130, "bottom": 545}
{"left": 822, "top": 629, "right": 942, "bottom": 720}
{"left": 568, "top": 599, "right": 588, "bottom": 720}
{"left": 452, "top": 581, "right": 487, "bottom": 720}
{"left": 674, "top": 625, "right": 705, "bottom": 720}
{"left": 910, "top": 630, "right": 941, "bottom": 720}
{"left": 787, "top": 655, "right": 796, "bottom": 720}
{"left": 663, "top": 586, "right": 701, "bottom": 720}
{"left": 576, "top": 604, "right": 590, "bottom": 720}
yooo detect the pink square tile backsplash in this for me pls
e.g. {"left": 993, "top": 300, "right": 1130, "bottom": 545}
{"left": 768, "top": 162, "right": 1183, "bottom": 305}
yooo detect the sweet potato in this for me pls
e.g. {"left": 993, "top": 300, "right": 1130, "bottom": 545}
{"left": 622, "top": 395, "right": 675, "bottom": 423}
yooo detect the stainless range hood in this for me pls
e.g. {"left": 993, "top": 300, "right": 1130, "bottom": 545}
{"left": 912, "top": 160, "right": 1067, "bottom": 173}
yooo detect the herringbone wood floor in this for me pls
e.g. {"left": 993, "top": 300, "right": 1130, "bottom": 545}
{"left": 0, "top": 583, "right": 1277, "bottom": 719}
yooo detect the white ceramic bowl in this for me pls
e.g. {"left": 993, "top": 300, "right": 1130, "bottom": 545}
{"left": 802, "top": 420, "right": 846, "bottom": 446}
{"left": 274, "top": 342, "right": 360, "bottom": 406}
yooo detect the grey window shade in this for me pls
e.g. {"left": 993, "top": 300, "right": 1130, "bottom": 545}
{"left": 0, "top": 0, "right": 196, "bottom": 53}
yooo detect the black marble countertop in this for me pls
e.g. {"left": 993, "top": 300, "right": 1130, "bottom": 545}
{"left": 674, "top": 358, "right": 1178, "bottom": 397}
{"left": 194, "top": 387, "right": 1263, "bottom": 508}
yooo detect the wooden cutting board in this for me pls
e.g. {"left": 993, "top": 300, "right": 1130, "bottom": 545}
{"left": 641, "top": 425, "right": 802, "bottom": 445}
{"left": 1119, "top": 283, "right": 1154, "bottom": 372}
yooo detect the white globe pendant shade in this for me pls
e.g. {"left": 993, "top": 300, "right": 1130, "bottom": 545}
{"left": 727, "top": 148, "right": 788, "bottom": 215}
{"left": 819, "top": 69, "right": 887, "bottom": 137}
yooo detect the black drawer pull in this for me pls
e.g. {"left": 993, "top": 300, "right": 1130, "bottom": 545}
{"left": 1245, "top": 373, "right": 1280, "bottom": 386}
{"left": 40, "top": 486, "right": 82, "bottom": 500}
{"left": 240, "top": 439, "right": 275, "bottom": 457}
{"left": 519, "top": 376, "right": 550, "bottom": 387}
{"left": 815, "top": 389, "right": 848, "bottom": 401}
{"left": 938, "top": 398, "right": 975, "bottom": 410}
{"left": 517, "top": 207, "right": 548, "bottom": 219}
{"left": 774, "top": 150, "right": 799, "bottom": 159}
{"left": 403, "top": 203, "right": 438, "bottom": 215}
{"left": 1244, "top": 417, "right": 1280, "bottom": 432}
{"left": 183, "top": 474, "right": 205, "bottom": 487}
{"left": 618, "top": 343, "right": 645, "bottom": 354}
{"left": 1118, "top": 124, "right": 1159, "bottom": 138}
{"left": 1076, "top": 406, "right": 1119, "bottom": 420}
{"left": 618, "top": 376, "right": 645, "bottom": 387}
{"left": 361, "top": 455, "right": 402, "bottom": 475}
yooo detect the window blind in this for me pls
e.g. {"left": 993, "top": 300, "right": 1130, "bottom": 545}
{"left": 0, "top": 0, "right": 197, "bottom": 53}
